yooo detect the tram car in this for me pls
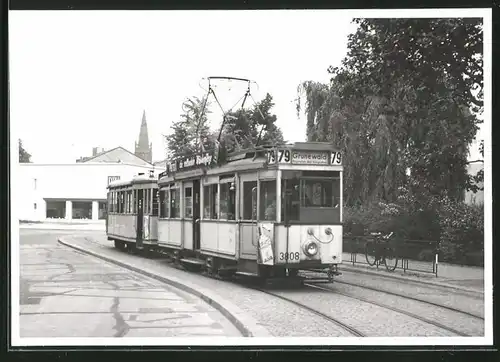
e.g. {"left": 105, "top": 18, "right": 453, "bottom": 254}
{"left": 106, "top": 142, "right": 344, "bottom": 283}
{"left": 106, "top": 173, "right": 159, "bottom": 252}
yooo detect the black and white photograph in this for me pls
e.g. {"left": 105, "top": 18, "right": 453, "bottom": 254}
{"left": 8, "top": 7, "right": 492, "bottom": 347}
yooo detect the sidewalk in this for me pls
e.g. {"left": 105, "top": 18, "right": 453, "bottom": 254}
{"left": 340, "top": 252, "right": 484, "bottom": 294}
{"left": 18, "top": 240, "right": 244, "bottom": 340}
{"left": 19, "top": 221, "right": 105, "bottom": 231}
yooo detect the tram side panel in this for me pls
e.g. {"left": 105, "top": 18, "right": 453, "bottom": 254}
{"left": 200, "top": 221, "right": 218, "bottom": 253}
{"left": 182, "top": 219, "right": 193, "bottom": 250}
{"left": 238, "top": 222, "right": 258, "bottom": 259}
{"left": 216, "top": 222, "right": 238, "bottom": 256}
{"left": 148, "top": 216, "right": 159, "bottom": 243}
{"left": 158, "top": 219, "right": 181, "bottom": 248}
{"left": 116, "top": 214, "right": 137, "bottom": 241}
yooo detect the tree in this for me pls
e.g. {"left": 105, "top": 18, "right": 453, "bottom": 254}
{"left": 19, "top": 139, "right": 32, "bottom": 163}
{"left": 164, "top": 96, "right": 213, "bottom": 159}
{"left": 297, "top": 18, "right": 483, "bottom": 205}
{"left": 221, "top": 93, "right": 284, "bottom": 153}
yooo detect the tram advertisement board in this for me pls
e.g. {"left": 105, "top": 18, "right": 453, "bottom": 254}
{"left": 257, "top": 223, "right": 275, "bottom": 265}
{"left": 107, "top": 176, "right": 120, "bottom": 185}
{"left": 159, "top": 152, "right": 214, "bottom": 178}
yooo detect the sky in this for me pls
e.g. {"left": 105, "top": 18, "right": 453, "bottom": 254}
{"left": 9, "top": 10, "right": 487, "bottom": 164}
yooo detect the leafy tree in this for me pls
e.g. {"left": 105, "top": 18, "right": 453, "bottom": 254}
{"left": 19, "top": 139, "right": 32, "bottom": 163}
{"left": 221, "top": 93, "right": 284, "bottom": 153}
{"left": 165, "top": 96, "right": 213, "bottom": 159}
{"left": 297, "top": 18, "right": 483, "bottom": 205}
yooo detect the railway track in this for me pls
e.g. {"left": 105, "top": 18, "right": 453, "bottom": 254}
{"left": 254, "top": 288, "right": 366, "bottom": 337}
{"left": 304, "top": 283, "right": 474, "bottom": 337}
{"left": 305, "top": 270, "right": 484, "bottom": 320}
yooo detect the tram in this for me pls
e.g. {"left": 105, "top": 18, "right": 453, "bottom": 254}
{"left": 106, "top": 142, "right": 344, "bottom": 283}
{"left": 106, "top": 172, "right": 159, "bottom": 251}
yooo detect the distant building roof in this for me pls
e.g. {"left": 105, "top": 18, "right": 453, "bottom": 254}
{"left": 79, "top": 146, "right": 153, "bottom": 167}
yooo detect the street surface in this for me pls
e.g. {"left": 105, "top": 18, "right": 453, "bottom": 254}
{"left": 58, "top": 232, "right": 486, "bottom": 338}
{"left": 18, "top": 229, "right": 242, "bottom": 338}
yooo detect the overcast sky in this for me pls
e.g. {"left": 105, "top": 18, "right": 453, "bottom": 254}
{"left": 10, "top": 10, "right": 488, "bottom": 164}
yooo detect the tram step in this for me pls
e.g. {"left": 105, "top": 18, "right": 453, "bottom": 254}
{"left": 179, "top": 258, "right": 205, "bottom": 266}
{"left": 234, "top": 271, "right": 259, "bottom": 278}
{"left": 304, "top": 278, "right": 333, "bottom": 283}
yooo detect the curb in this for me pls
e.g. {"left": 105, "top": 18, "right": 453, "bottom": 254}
{"left": 339, "top": 263, "right": 484, "bottom": 295}
{"left": 57, "top": 237, "right": 272, "bottom": 338}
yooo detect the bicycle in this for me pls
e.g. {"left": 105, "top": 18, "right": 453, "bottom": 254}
{"left": 364, "top": 231, "right": 399, "bottom": 272}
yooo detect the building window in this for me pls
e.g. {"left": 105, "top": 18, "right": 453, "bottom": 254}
{"left": 259, "top": 180, "right": 276, "bottom": 221}
{"left": 34, "top": 203, "right": 37, "bottom": 210}
{"left": 242, "top": 181, "right": 257, "bottom": 220}
{"left": 33, "top": 178, "right": 37, "bottom": 190}
{"left": 45, "top": 200, "right": 66, "bottom": 219}
{"left": 184, "top": 186, "right": 193, "bottom": 218}
{"left": 98, "top": 201, "right": 107, "bottom": 219}
{"left": 72, "top": 201, "right": 93, "bottom": 219}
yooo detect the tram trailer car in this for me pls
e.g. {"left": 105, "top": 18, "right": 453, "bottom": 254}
{"left": 153, "top": 141, "right": 344, "bottom": 283}
{"left": 106, "top": 173, "right": 159, "bottom": 252}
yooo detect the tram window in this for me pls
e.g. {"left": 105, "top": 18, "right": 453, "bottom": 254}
{"left": 281, "top": 178, "right": 300, "bottom": 222}
{"left": 132, "top": 190, "right": 136, "bottom": 213}
{"left": 152, "top": 189, "right": 159, "bottom": 216}
{"left": 203, "top": 186, "right": 211, "bottom": 219}
{"left": 301, "top": 179, "right": 336, "bottom": 207}
{"left": 127, "top": 190, "right": 132, "bottom": 213}
{"left": 170, "top": 189, "right": 180, "bottom": 218}
{"left": 165, "top": 189, "right": 170, "bottom": 218}
{"left": 143, "top": 189, "right": 149, "bottom": 215}
{"left": 219, "top": 183, "right": 235, "bottom": 220}
{"left": 203, "top": 185, "right": 218, "bottom": 219}
{"left": 184, "top": 187, "right": 193, "bottom": 218}
{"left": 242, "top": 181, "right": 257, "bottom": 220}
{"left": 117, "top": 191, "right": 122, "bottom": 213}
{"left": 259, "top": 180, "right": 276, "bottom": 221}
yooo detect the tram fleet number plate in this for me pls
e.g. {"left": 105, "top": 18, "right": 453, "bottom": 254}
{"left": 267, "top": 149, "right": 342, "bottom": 166}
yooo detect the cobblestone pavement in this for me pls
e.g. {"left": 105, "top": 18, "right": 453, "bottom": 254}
{"left": 18, "top": 229, "right": 242, "bottom": 338}
{"left": 340, "top": 252, "right": 484, "bottom": 292}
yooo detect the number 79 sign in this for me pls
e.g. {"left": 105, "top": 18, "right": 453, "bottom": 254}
{"left": 267, "top": 149, "right": 291, "bottom": 164}
{"left": 330, "top": 151, "right": 342, "bottom": 165}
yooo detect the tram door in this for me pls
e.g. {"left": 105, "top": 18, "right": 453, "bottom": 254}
{"left": 136, "top": 189, "right": 144, "bottom": 249}
{"left": 193, "top": 179, "right": 201, "bottom": 250}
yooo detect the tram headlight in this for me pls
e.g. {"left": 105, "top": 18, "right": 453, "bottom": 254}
{"left": 303, "top": 241, "right": 318, "bottom": 257}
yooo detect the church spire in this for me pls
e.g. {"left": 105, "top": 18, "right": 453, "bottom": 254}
{"left": 135, "top": 110, "right": 153, "bottom": 163}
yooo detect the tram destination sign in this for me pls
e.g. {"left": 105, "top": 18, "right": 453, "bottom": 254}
{"left": 267, "top": 148, "right": 342, "bottom": 166}
{"left": 292, "top": 151, "right": 329, "bottom": 165}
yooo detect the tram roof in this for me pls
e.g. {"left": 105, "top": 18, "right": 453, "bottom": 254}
{"left": 158, "top": 141, "right": 341, "bottom": 183}
{"left": 107, "top": 174, "right": 158, "bottom": 189}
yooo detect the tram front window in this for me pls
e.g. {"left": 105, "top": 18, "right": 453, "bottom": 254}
{"left": 282, "top": 171, "right": 341, "bottom": 224}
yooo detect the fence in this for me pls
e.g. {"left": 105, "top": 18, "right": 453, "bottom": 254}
{"left": 343, "top": 235, "right": 440, "bottom": 277}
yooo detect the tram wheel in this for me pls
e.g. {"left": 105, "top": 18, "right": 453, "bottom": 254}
{"left": 114, "top": 240, "right": 125, "bottom": 251}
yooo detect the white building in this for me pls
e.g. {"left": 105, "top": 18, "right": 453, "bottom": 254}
{"left": 18, "top": 146, "right": 165, "bottom": 222}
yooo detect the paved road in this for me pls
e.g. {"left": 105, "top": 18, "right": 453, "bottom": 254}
{"left": 18, "top": 229, "right": 242, "bottom": 338}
